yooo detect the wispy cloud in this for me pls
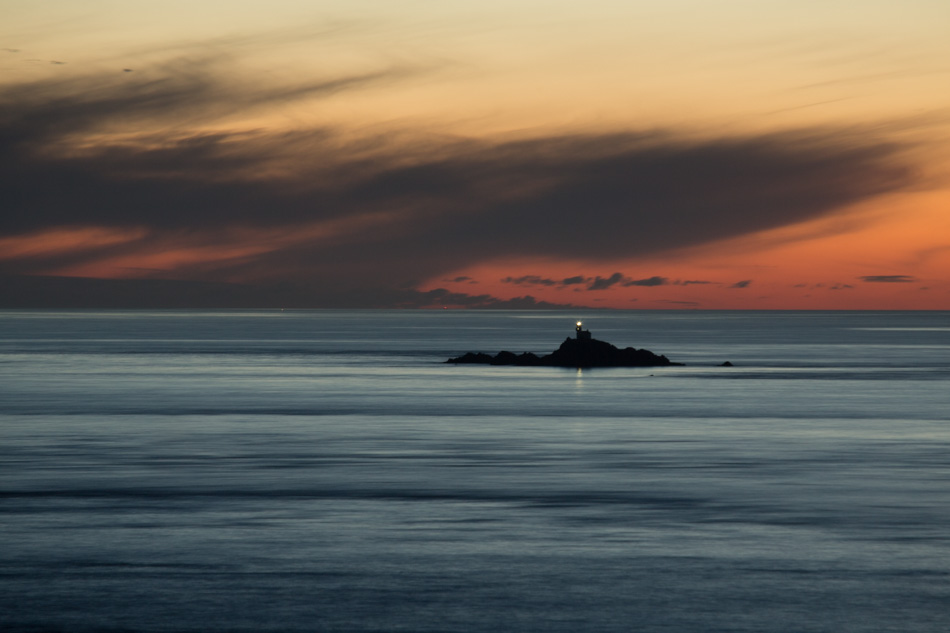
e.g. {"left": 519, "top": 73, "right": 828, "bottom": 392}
{"left": 561, "top": 276, "right": 587, "bottom": 286}
{"left": 0, "top": 53, "right": 920, "bottom": 306}
{"left": 655, "top": 299, "right": 701, "bottom": 307}
{"left": 859, "top": 275, "right": 916, "bottom": 283}
{"left": 502, "top": 275, "right": 559, "bottom": 286}
{"left": 623, "top": 276, "right": 668, "bottom": 287}
{"left": 501, "top": 272, "right": 672, "bottom": 291}
{"left": 588, "top": 273, "right": 625, "bottom": 290}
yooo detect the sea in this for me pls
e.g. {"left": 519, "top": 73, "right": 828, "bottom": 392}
{"left": 1, "top": 309, "right": 948, "bottom": 632}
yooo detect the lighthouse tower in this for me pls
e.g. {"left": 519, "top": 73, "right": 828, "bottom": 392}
{"left": 575, "top": 321, "right": 592, "bottom": 341}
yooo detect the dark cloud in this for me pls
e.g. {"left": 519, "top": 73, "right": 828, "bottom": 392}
{"left": 561, "top": 276, "right": 587, "bottom": 285}
{"left": 588, "top": 272, "right": 625, "bottom": 290}
{"left": 502, "top": 275, "right": 559, "bottom": 286}
{"left": 0, "top": 274, "right": 574, "bottom": 309}
{"left": 656, "top": 299, "right": 701, "bottom": 307}
{"left": 623, "top": 276, "right": 668, "bottom": 287}
{"left": 0, "top": 55, "right": 919, "bottom": 307}
{"left": 445, "top": 276, "right": 473, "bottom": 283}
{"left": 731, "top": 280, "right": 752, "bottom": 288}
{"left": 676, "top": 279, "right": 714, "bottom": 286}
{"left": 859, "top": 275, "right": 916, "bottom": 283}
{"left": 0, "top": 274, "right": 264, "bottom": 309}
{"left": 502, "top": 272, "right": 672, "bottom": 291}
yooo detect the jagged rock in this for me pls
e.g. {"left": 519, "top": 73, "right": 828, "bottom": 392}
{"left": 447, "top": 352, "right": 495, "bottom": 364}
{"left": 542, "top": 336, "right": 676, "bottom": 367}
{"left": 446, "top": 332, "right": 680, "bottom": 368}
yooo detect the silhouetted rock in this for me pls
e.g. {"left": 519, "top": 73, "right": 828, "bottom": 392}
{"left": 447, "top": 352, "right": 495, "bottom": 364}
{"left": 542, "top": 336, "right": 677, "bottom": 367}
{"left": 720, "top": 361, "right": 733, "bottom": 367}
{"left": 446, "top": 332, "right": 681, "bottom": 368}
{"left": 490, "top": 350, "right": 520, "bottom": 365}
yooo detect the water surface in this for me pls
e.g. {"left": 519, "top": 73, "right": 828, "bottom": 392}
{"left": 2, "top": 310, "right": 948, "bottom": 632}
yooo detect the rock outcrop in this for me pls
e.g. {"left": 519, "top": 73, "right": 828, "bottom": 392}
{"left": 446, "top": 334, "right": 680, "bottom": 368}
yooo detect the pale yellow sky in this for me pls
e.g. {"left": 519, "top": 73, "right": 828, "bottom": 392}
{"left": 4, "top": 0, "right": 949, "bottom": 134}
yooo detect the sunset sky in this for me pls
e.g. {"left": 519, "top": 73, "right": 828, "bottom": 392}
{"left": 2, "top": 0, "right": 949, "bottom": 308}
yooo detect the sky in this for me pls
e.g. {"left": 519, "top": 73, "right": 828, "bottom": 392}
{"left": 2, "top": 0, "right": 949, "bottom": 309}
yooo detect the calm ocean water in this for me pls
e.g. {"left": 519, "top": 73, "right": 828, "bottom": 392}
{"left": 1, "top": 309, "right": 949, "bottom": 632}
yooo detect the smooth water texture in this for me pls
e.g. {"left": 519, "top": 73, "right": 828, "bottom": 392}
{"left": 1, "top": 310, "right": 949, "bottom": 632}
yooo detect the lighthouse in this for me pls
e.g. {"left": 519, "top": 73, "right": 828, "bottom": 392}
{"left": 575, "top": 321, "right": 592, "bottom": 341}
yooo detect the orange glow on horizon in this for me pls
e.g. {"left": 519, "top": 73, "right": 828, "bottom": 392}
{"left": 421, "top": 189, "right": 950, "bottom": 310}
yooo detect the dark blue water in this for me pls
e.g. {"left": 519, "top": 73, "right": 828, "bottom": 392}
{"left": 2, "top": 310, "right": 949, "bottom": 632}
